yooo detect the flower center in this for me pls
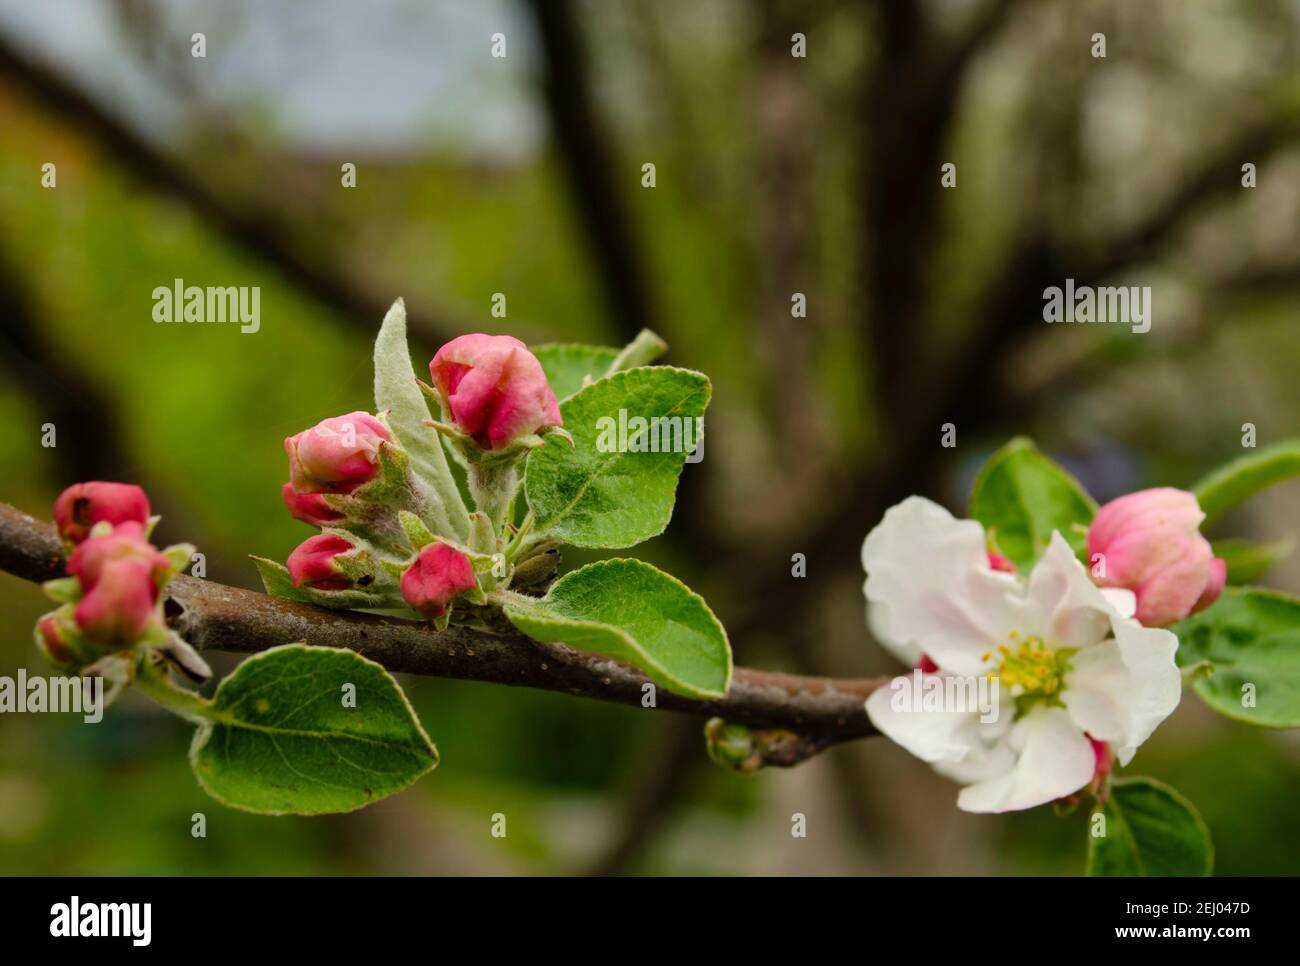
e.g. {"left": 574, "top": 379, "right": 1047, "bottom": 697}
{"left": 983, "top": 633, "right": 1073, "bottom": 700}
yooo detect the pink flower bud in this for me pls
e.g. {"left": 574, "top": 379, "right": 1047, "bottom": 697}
{"left": 400, "top": 543, "right": 477, "bottom": 619}
{"left": 987, "top": 552, "right": 1015, "bottom": 573}
{"left": 1087, "top": 487, "right": 1226, "bottom": 626}
{"left": 66, "top": 522, "right": 167, "bottom": 592}
{"left": 53, "top": 481, "right": 151, "bottom": 545}
{"left": 74, "top": 558, "right": 159, "bottom": 644}
{"left": 429, "top": 334, "right": 562, "bottom": 450}
{"left": 36, "top": 614, "right": 76, "bottom": 666}
{"left": 285, "top": 412, "right": 389, "bottom": 492}
{"left": 281, "top": 482, "right": 345, "bottom": 527}
{"left": 66, "top": 524, "right": 167, "bottom": 645}
{"left": 286, "top": 533, "right": 355, "bottom": 591}
{"left": 1195, "top": 557, "right": 1227, "bottom": 613}
{"left": 1090, "top": 737, "right": 1114, "bottom": 782}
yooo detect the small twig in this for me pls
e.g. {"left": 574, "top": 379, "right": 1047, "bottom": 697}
{"left": 0, "top": 500, "right": 883, "bottom": 764}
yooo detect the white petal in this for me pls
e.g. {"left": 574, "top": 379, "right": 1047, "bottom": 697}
{"left": 956, "top": 706, "right": 1095, "bottom": 813}
{"left": 866, "top": 598, "right": 923, "bottom": 667}
{"left": 861, "top": 497, "right": 1024, "bottom": 675}
{"left": 863, "top": 670, "right": 982, "bottom": 764}
{"left": 1063, "top": 618, "right": 1180, "bottom": 765}
{"left": 1101, "top": 587, "right": 1137, "bottom": 619}
{"left": 932, "top": 716, "right": 1016, "bottom": 785}
{"left": 1024, "top": 532, "right": 1120, "bottom": 649}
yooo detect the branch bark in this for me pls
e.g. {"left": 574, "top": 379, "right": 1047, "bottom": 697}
{"left": 0, "top": 500, "right": 883, "bottom": 765}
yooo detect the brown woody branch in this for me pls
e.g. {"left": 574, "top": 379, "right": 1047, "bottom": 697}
{"left": 0, "top": 500, "right": 883, "bottom": 766}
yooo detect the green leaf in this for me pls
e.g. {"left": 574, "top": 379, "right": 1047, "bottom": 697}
{"left": 1087, "top": 777, "right": 1213, "bottom": 876}
{"left": 501, "top": 558, "right": 732, "bottom": 699}
{"left": 189, "top": 644, "right": 438, "bottom": 815}
{"left": 607, "top": 329, "right": 668, "bottom": 372}
{"left": 1212, "top": 536, "right": 1296, "bottom": 585}
{"left": 968, "top": 437, "right": 1096, "bottom": 571}
{"left": 524, "top": 366, "right": 710, "bottom": 549}
{"left": 532, "top": 342, "right": 620, "bottom": 401}
{"left": 250, "top": 555, "right": 312, "bottom": 603}
{"left": 1193, "top": 439, "right": 1300, "bottom": 526}
{"left": 1172, "top": 587, "right": 1300, "bottom": 727}
{"left": 373, "top": 299, "right": 470, "bottom": 541}
{"left": 398, "top": 510, "right": 437, "bottom": 550}
{"left": 250, "top": 555, "right": 397, "bottom": 611}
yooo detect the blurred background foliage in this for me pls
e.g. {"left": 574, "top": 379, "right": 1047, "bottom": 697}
{"left": 2, "top": 0, "right": 1300, "bottom": 874}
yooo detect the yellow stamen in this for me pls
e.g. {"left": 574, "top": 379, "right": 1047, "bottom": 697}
{"left": 987, "top": 633, "right": 1072, "bottom": 701}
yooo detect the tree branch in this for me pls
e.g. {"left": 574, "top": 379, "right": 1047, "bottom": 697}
{"left": 0, "top": 500, "right": 883, "bottom": 765}
{"left": 524, "top": 0, "right": 657, "bottom": 345}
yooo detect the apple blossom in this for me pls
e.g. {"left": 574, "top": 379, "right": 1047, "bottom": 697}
{"left": 74, "top": 559, "right": 160, "bottom": 644}
{"left": 1088, "top": 487, "right": 1226, "bottom": 626}
{"left": 429, "top": 334, "right": 562, "bottom": 450}
{"left": 66, "top": 521, "right": 167, "bottom": 590}
{"left": 285, "top": 412, "right": 390, "bottom": 492}
{"left": 281, "top": 482, "right": 345, "bottom": 527}
{"left": 286, "top": 534, "right": 356, "bottom": 591}
{"left": 53, "top": 481, "right": 151, "bottom": 545}
{"left": 64, "top": 523, "right": 169, "bottom": 644}
{"left": 35, "top": 613, "right": 76, "bottom": 667}
{"left": 400, "top": 542, "right": 477, "bottom": 619}
{"left": 862, "top": 497, "right": 1181, "bottom": 813}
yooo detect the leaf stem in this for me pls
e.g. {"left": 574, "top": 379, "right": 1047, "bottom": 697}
{"left": 134, "top": 657, "right": 218, "bottom": 725}
{"left": 467, "top": 460, "right": 519, "bottom": 540}
{"left": 505, "top": 511, "right": 535, "bottom": 561}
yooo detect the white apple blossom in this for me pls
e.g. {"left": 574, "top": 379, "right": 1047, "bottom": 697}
{"left": 862, "top": 497, "right": 1182, "bottom": 813}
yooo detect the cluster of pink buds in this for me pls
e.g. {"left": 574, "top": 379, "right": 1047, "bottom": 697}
{"left": 276, "top": 411, "right": 409, "bottom": 602}
{"left": 1087, "top": 487, "right": 1225, "bottom": 627}
{"left": 276, "top": 408, "right": 482, "bottom": 619}
{"left": 36, "top": 482, "right": 210, "bottom": 690}
{"left": 271, "top": 332, "right": 569, "bottom": 626}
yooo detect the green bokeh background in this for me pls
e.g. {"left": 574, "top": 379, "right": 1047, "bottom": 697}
{"left": 2, "top": 0, "right": 1299, "bottom": 874}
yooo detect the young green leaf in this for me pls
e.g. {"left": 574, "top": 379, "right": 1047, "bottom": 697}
{"left": 250, "top": 555, "right": 401, "bottom": 610}
{"left": 501, "top": 558, "right": 732, "bottom": 699}
{"left": 1087, "top": 777, "right": 1213, "bottom": 876}
{"left": 524, "top": 366, "right": 710, "bottom": 549}
{"left": 189, "top": 644, "right": 438, "bottom": 815}
{"left": 969, "top": 437, "right": 1096, "bottom": 571}
{"left": 373, "top": 299, "right": 470, "bottom": 542}
{"left": 606, "top": 329, "right": 668, "bottom": 372}
{"left": 250, "top": 555, "right": 312, "bottom": 603}
{"left": 1172, "top": 587, "right": 1300, "bottom": 727}
{"left": 1193, "top": 439, "right": 1300, "bottom": 526}
{"left": 532, "top": 342, "right": 620, "bottom": 401}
